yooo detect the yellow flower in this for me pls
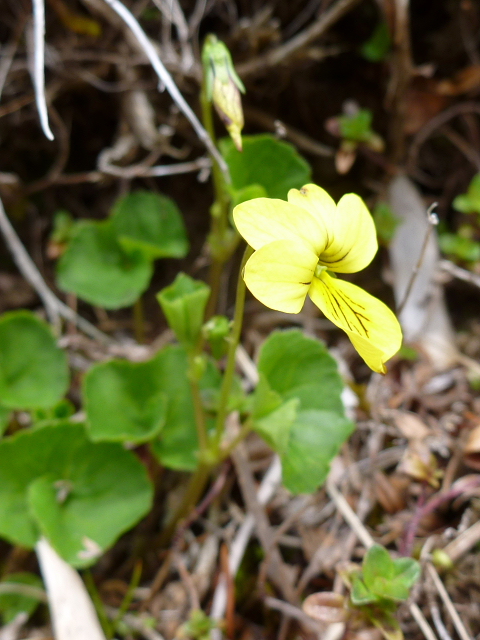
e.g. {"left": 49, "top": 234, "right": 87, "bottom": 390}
{"left": 233, "top": 184, "right": 402, "bottom": 373}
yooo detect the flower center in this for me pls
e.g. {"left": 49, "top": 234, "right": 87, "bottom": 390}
{"left": 314, "top": 264, "right": 328, "bottom": 279}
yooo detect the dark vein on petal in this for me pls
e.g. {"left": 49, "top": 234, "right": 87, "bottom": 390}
{"left": 319, "top": 280, "right": 354, "bottom": 331}
{"left": 321, "top": 246, "right": 352, "bottom": 266}
{"left": 334, "top": 288, "right": 370, "bottom": 338}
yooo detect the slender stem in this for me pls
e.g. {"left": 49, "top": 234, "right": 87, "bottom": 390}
{"left": 112, "top": 562, "right": 143, "bottom": 633}
{"left": 200, "top": 86, "right": 229, "bottom": 237}
{"left": 159, "top": 463, "right": 211, "bottom": 546}
{"left": 213, "top": 245, "right": 253, "bottom": 446}
{"left": 219, "top": 418, "right": 252, "bottom": 461}
{"left": 84, "top": 570, "right": 114, "bottom": 638}
{"left": 188, "top": 358, "right": 209, "bottom": 455}
{"left": 200, "top": 83, "right": 232, "bottom": 318}
{"left": 133, "top": 297, "right": 145, "bottom": 344}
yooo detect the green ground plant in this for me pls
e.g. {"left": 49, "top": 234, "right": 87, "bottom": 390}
{"left": 0, "top": 35, "right": 407, "bottom": 632}
{"left": 303, "top": 545, "right": 421, "bottom": 640}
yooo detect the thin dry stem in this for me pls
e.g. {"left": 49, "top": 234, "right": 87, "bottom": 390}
{"left": 425, "top": 563, "right": 473, "bottom": 640}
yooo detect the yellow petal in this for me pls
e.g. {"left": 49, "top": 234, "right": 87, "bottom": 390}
{"left": 244, "top": 240, "right": 318, "bottom": 313}
{"left": 288, "top": 185, "right": 378, "bottom": 273}
{"left": 233, "top": 198, "right": 327, "bottom": 255}
{"left": 309, "top": 272, "right": 402, "bottom": 373}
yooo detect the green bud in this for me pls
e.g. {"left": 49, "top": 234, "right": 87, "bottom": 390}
{"left": 157, "top": 273, "right": 210, "bottom": 349}
{"left": 203, "top": 315, "right": 231, "bottom": 359}
{"left": 431, "top": 549, "right": 454, "bottom": 571}
{"left": 188, "top": 354, "right": 207, "bottom": 382}
{"left": 202, "top": 34, "right": 245, "bottom": 151}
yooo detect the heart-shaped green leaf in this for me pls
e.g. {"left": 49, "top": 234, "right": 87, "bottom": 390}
{"left": 0, "top": 422, "right": 153, "bottom": 567}
{"left": 0, "top": 311, "right": 68, "bottom": 410}
{"left": 111, "top": 191, "right": 188, "bottom": 259}
{"left": 257, "top": 329, "right": 345, "bottom": 414}
{"left": 220, "top": 134, "right": 311, "bottom": 199}
{"left": 84, "top": 358, "right": 167, "bottom": 443}
{"left": 281, "top": 409, "right": 354, "bottom": 494}
{"left": 57, "top": 220, "right": 153, "bottom": 309}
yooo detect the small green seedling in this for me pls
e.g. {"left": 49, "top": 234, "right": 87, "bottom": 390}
{"left": 177, "top": 609, "right": 220, "bottom": 640}
{"left": 56, "top": 190, "right": 188, "bottom": 309}
{"left": 303, "top": 545, "right": 420, "bottom": 640}
{"left": 453, "top": 173, "right": 480, "bottom": 216}
{"left": 325, "top": 105, "right": 384, "bottom": 173}
{"left": 373, "top": 202, "right": 401, "bottom": 244}
{"left": 360, "top": 21, "right": 391, "bottom": 62}
{"left": 439, "top": 224, "right": 480, "bottom": 263}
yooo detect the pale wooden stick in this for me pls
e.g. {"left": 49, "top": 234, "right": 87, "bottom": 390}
{"left": 425, "top": 563, "right": 473, "bottom": 640}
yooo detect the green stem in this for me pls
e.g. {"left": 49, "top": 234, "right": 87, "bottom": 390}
{"left": 213, "top": 245, "right": 253, "bottom": 447}
{"left": 84, "top": 570, "right": 114, "bottom": 638}
{"left": 133, "top": 296, "right": 145, "bottom": 344}
{"left": 159, "top": 463, "right": 211, "bottom": 546}
{"left": 200, "top": 86, "right": 229, "bottom": 238}
{"left": 200, "top": 84, "right": 231, "bottom": 318}
{"left": 111, "top": 561, "right": 142, "bottom": 632}
{"left": 219, "top": 418, "right": 252, "bottom": 461}
{"left": 188, "top": 364, "right": 208, "bottom": 455}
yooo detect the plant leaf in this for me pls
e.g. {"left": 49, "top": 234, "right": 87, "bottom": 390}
{"left": 257, "top": 329, "right": 345, "bottom": 414}
{"left": 0, "top": 311, "right": 69, "bottom": 410}
{"left": 111, "top": 191, "right": 189, "bottom": 259}
{"left": 220, "top": 134, "right": 311, "bottom": 199}
{"left": 57, "top": 220, "right": 153, "bottom": 309}
{"left": 281, "top": 409, "right": 354, "bottom": 494}
{"left": 84, "top": 358, "right": 167, "bottom": 444}
{"left": 0, "top": 572, "right": 43, "bottom": 623}
{"left": 350, "top": 574, "right": 377, "bottom": 605}
{"left": 363, "top": 545, "right": 395, "bottom": 589}
{"left": 0, "top": 422, "right": 153, "bottom": 566}
{"left": 253, "top": 397, "right": 299, "bottom": 454}
{"left": 453, "top": 174, "right": 480, "bottom": 214}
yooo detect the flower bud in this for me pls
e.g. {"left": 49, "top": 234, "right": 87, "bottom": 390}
{"left": 202, "top": 315, "right": 231, "bottom": 359}
{"left": 202, "top": 34, "right": 245, "bottom": 151}
{"left": 157, "top": 273, "right": 210, "bottom": 350}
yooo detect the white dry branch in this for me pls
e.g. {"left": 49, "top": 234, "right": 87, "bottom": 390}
{"left": 36, "top": 538, "right": 107, "bottom": 640}
{"left": 96, "top": 0, "right": 229, "bottom": 178}
{"left": 31, "top": 0, "right": 54, "bottom": 140}
{"left": 388, "top": 174, "right": 457, "bottom": 370}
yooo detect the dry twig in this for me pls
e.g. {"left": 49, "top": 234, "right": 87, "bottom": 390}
{"left": 425, "top": 563, "right": 473, "bottom": 640}
{"left": 236, "top": 0, "right": 362, "bottom": 77}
